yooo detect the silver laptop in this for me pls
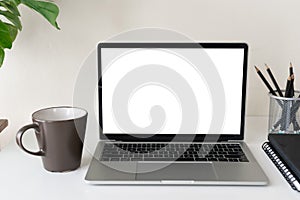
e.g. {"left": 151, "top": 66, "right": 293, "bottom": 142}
{"left": 85, "top": 42, "right": 268, "bottom": 185}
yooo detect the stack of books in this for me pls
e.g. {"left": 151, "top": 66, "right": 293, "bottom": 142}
{"left": 262, "top": 134, "right": 300, "bottom": 192}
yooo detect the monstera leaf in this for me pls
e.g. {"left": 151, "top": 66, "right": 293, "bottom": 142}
{"left": 0, "top": 0, "right": 60, "bottom": 67}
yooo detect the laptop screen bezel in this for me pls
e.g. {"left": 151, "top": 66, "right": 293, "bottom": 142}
{"left": 98, "top": 42, "right": 248, "bottom": 142}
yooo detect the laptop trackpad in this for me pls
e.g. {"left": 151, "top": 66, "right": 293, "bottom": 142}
{"left": 136, "top": 163, "right": 218, "bottom": 181}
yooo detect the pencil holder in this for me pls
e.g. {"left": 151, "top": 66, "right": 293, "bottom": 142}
{"left": 269, "top": 91, "right": 300, "bottom": 134}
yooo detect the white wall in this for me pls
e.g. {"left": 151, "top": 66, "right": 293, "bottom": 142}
{"left": 1, "top": 0, "right": 300, "bottom": 147}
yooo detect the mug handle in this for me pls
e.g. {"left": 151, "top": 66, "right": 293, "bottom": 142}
{"left": 16, "top": 123, "right": 45, "bottom": 156}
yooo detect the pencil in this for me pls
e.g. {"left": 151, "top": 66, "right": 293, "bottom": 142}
{"left": 280, "top": 75, "right": 292, "bottom": 130}
{"left": 290, "top": 62, "right": 294, "bottom": 76}
{"left": 255, "top": 66, "right": 277, "bottom": 96}
{"left": 290, "top": 63, "right": 294, "bottom": 97}
{"left": 285, "top": 75, "right": 292, "bottom": 97}
{"left": 289, "top": 74, "right": 298, "bottom": 129}
{"left": 265, "top": 63, "right": 283, "bottom": 97}
{"left": 291, "top": 74, "right": 295, "bottom": 97}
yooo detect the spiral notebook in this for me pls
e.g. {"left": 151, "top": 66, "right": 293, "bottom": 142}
{"left": 262, "top": 134, "right": 300, "bottom": 191}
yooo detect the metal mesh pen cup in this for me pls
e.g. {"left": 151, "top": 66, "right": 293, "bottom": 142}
{"left": 269, "top": 91, "right": 300, "bottom": 134}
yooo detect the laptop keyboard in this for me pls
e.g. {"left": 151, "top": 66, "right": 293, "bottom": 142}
{"left": 100, "top": 143, "right": 249, "bottom": 162}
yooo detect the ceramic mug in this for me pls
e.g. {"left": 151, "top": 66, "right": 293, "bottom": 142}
{"left": 16, "top": 106, "right": 88, "bottom": 172}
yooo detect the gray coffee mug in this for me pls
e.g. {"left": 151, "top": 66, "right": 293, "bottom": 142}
{"left": 16, "top": 106, "right": 88, "bottom": 172}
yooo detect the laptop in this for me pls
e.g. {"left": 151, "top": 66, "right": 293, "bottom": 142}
{"left": 85, "top": 42, "right": 268, "bottom": 185}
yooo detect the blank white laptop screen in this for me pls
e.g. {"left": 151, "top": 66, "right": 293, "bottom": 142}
{"left": 101, "top": 47, "right": 244, "bottom": 135}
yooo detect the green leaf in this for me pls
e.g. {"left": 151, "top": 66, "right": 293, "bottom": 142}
{"left": 0, "top": 10, "right": 22, "bottom": 30}
{"left": 4, "top": 23, "right": 18, "bottom": 42}
{"left": 0, "top": 1, "right": 21, "bottom": 16}
{"left": 8, "top": 0, "right": 21, "bottom": 6}
{"left": 0, "top": 47, "right": 4, "bottom": 67}
{"left": 21, "top": 0, "right": 60, "bottom": 30}
{"left": 0, "top": 20, "right": 13, "bottom": 49}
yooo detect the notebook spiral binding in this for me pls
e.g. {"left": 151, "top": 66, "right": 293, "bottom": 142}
{"left": 262, "top": 142, "right": 300, "bottom": 192}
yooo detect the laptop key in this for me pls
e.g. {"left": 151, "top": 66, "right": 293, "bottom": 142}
{"left": 176, "top": 158, "right": 195, "bottom": 161}
{"left": 228, "top": 151, "right": 243, "bottom": 155}
{"left": 239, "top": 157, "right": 249, "bottom": 162}
{"left": 218, "top": 158, "right": 228, "bottom": 162}
{"left": 214, "top": 155, "right": 224, "bottom": 158}
{"left": 224, "top": 154, "right": 242, "bottom": 159}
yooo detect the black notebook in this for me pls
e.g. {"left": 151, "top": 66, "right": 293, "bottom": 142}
{"left": 262, "top": 134, "right": 300, "bottom": 191}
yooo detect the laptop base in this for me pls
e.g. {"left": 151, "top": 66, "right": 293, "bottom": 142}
{"left": 85, "top": 141, "right": 268, "bottom": 185}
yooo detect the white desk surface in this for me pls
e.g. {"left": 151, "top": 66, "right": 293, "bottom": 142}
{"left": 1, "top": 116, "right": 300, "bottom": 200}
